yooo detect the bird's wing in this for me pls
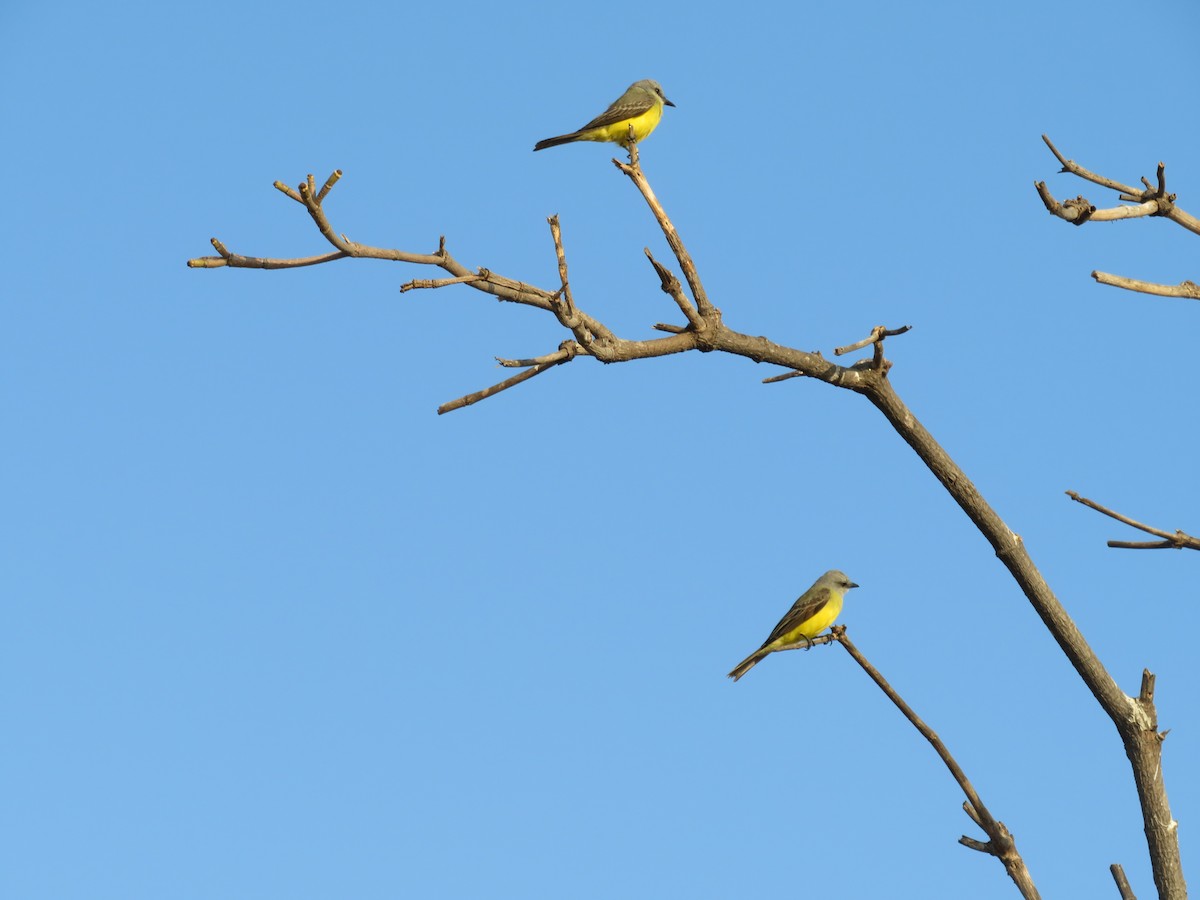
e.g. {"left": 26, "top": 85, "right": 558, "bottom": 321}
{"left": 576, "top": 91, "right": 656, "bottom": 131}
{"left": 759, "top": 587, "right": 832, "bottom": 648}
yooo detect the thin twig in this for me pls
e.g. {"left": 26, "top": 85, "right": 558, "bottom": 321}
{"left": 547, "top": 215, "right": 577, "bottom": 322}
{"left": 400, "top": 274, "right": 484, "bottom": 292}
{"left": 1042, "top": 135, "right": 1140, "bottom": 196}
{"left": 1066, "top": 491, "right": 1199, "bottom": 550}
{"left": 834, "top": 325, "right": 911, "bottom": 374}
{"left": 497, "top": 343, "right": 586, "bottom": 367}
{"left": 187, "top": 243, "right": 349, "bottom": 269}
{"left": 437, "top": 346, "right": 577, "bottom": 415}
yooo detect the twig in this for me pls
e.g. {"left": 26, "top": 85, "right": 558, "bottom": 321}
{"left": 400, "top": 273, "right": 484, "bottom": 292}
{"left": 1042, "top": 135, "right": 1140, "bottom": 196}
{"left": 189, "top": 172, "right": 451, "bottom": 271}
{"left": 831, "top": 627, "right": 1041, "bottom": 900}
{"left": 1066, "top": 491, "right": 1199, "bottom": 550}
{"left": 834, "top": 325, "right": 910, "bottom": 357}
{"left": 187, "top": 238, "right": 349, "bottom": 270}
{"left": 546, "top": 216, "right": 578, "bottom": 324}
{"left": 835, "top": 324, "right": 911, "bottom": 372}
{"left": 613, "top": 154, "right": 716, "bottom": 322}
{"left": 497, "top": 343, "right": 587, "bottom": 367}
{"left": 644, "top": 248, "right": 703, "bottom": 330}
{"left": 771, "top": 633, "right": 838, "bottom": 652}
{"left": 437, "top": 344, "right": 578, "bottom": 415}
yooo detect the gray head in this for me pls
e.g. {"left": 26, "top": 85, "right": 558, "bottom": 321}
{"left": 818, "top": 570, "right": 859, "bottom": 591}
{"left": 630, "top": 79, "right": 675, "bottom": 107}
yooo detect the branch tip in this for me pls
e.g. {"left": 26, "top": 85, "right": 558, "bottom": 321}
{"left": 316, "top": 170, "right": 342, "bottom": 203}
{"left": 1109, "top": 863, "right": 1136, "bottom": 900}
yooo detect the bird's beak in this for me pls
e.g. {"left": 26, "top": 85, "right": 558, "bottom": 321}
{"left": 848, "top": 582, "right": 860, "bottom": 589}
{"left": 664, "top": 98, "right": 676, "bottom": 107}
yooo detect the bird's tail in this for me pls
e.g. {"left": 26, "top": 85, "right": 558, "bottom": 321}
{"left": 533, "top": 132, "right": 582, "bottom": 151}
{"left": 728, "top": 649, "right": 767, "bottom": 682}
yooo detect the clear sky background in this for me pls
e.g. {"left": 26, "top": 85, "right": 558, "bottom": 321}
{"left": 3, "top": 2, "right": 1198, "bottom": 898}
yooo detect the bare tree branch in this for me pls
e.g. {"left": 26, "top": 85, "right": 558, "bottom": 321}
{"left": 834, "top": 325, "right": 912, "bottom": 357}
{"left": 437, "top": 342, "right": 580, "bottom": 415}
{"left": 1066, "top": 491, "right": 1200, "bottom": 551}
{"left": 831, "top": 627, "right": 1041, "bottom": 900}
{"left": 614, "top": 148, "right": 715, "bottom": 321}
{"left": 1041, "top": 136, "right": 1141, "bottom": 196}
{"left": 1091, "top": 272, "right": 1200, "bottom": 301}
{"left": 1036, "top": 135, "right": 1200, "bottom": 306}
{"left": 190, "top": 148, "right": 1189, "bottom": 897}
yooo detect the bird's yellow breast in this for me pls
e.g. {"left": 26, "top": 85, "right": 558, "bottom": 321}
{"left": 580, "top": 103, "right": 665, "bottom": 147}
{"left": 777, "top": 593, "right": 843, "bottom": 646}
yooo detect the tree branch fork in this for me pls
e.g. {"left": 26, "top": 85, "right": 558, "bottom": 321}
{"left": 188, "top": 158, "right": 906, "bottom": 415}
{"left": 1035, "top": 135, "right": 1200, "bottom": 301}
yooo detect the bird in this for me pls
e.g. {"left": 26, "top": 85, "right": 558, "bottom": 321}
{"left": 533, "top": 79, "right": 675, "bottom": 152}
{"left": 727, "top": 570, "right": 860, "bottom": 682}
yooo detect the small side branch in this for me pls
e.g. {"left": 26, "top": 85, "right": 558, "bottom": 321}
{"left": 1042, "top": 135, "right": 1140, "bottom": 196}
{"left": 835, "top": 324, "right": 911, "bottom": 373}
{"left": 187, "top": 237, "right": 349, "bottom": 269}
{"left": 400, "top": 273, "right": 485, "bottom": 292}
{"left": 831, "top": 627, "right": 1041, "bottom": 900}
{"left": 188, "top": 171, "right": 449, "bottom": 271}
{"left": 613, "top": 153, "right": 717, "bottom": 323}
{"left": 644, "top": 248, "right": 703, "bottom": 331}
{"left": 437, "top": 343, "right": 580, "bottom": 415}
{"left": 547, "top": 215, "right": 577, "bottom": 321}
{"left": 1092, "top": 272, "right": 1200, "bottom": 301}
{"left": 1066, "top": 491, "right": 1199, "bottom": 550}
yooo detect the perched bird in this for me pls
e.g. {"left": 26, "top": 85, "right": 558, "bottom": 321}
{"left": 727, "top": 570, "right": 859, "bottom": 682}
{"left": 533, "top": 79, "right": 675, "bottom": 152}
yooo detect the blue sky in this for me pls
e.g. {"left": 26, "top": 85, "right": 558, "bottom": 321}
{"left": 4, "top": 1, "right": 1198, "bottom": 898}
